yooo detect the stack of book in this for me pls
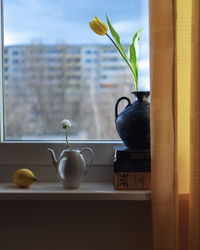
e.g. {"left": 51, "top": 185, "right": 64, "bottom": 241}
{"left": 113, "top": 146, "right": 151, "bottom": 190}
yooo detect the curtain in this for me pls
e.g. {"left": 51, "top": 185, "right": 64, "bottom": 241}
{"left": 150, "top": 0, "right": 200, "bottom": 249}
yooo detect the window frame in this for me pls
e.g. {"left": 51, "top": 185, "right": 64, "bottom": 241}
{"left": 0, "top": 141, "right": 122, "bottom": 166}
{"left": 0, "top": 0, "right": 123, "bottom": 181}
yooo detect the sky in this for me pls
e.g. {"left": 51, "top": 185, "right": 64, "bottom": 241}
{"left": 3, "top": 0, "right": 150, "bottom": 89}
{"left": 4, "top": 0, "right": 149, "bottom": 46}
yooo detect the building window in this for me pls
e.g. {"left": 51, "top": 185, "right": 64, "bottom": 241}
{"left": 85, "top": 50, "right": 91, "bottom": 54}
{"left": 12, "top": 59, "right": 19, "bottom": 64}
{"left": 12, "top": 51, "right": 19, "bottom": 55}
{"left": 12, "top": 67, "right": 19, "bottom": 72}
{"left": 45, "top": 48, "right": 62, "bottom": 54}
{"left": 85, "top": 59, "right": 91, "bottom": 63}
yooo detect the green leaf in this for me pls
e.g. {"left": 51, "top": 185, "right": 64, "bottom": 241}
{"left": 106, "top": 15, "right": 127, "bottom": 60}
{"left": 129, "top": 28, "right": 143, "bottom": 90}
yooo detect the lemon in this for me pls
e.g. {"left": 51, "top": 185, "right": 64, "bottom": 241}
{"left": 13, "top": 168, "right": 37, "bottom": 188}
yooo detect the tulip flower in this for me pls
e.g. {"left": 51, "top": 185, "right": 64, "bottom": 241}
{"left": 89, "top": 16, "right": 108, "bottom": 35}
{"left": 89, "top": 15, "right": 142, "bottom": 91}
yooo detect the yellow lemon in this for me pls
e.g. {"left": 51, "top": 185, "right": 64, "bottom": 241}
{"left": 13, "top": 169, "right": 37, "bottom": 188}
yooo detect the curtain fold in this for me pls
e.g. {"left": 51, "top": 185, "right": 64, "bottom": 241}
{"left": 150, "top": 0, "right": 200, "bottom": 249}
{"left": 150, "top": 0, "right": 177, "bottom": 249}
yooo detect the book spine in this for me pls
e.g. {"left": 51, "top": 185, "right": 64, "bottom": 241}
{"left": 114, "top": 172, "right": 151, "bottom": 190}
{"left": 115, "top": 151, "right": 150, "bottom": 162}
{"left": 114, "top": 160, "right": 151, "bottom": 172}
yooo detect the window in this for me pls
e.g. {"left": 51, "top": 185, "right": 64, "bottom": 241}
{"left": 85, "top": 50, "right": 91, "bottom": 54}
{"left": 12, "top": 67, "right": 19, "bottom": 72}
{"left": 12, "top": 50, "right": 18, "bottom": 55}
{"left": 0, "top": 0, "right": 150, "bottom": 173}
{"left": 12, "top": 59, "right": 18, "bottom": 64}
{"left": 45, "top": 47, "right": 62, "bottom": 54}
{"left": 85, "top": 59, "right": 92, "bottom": 63}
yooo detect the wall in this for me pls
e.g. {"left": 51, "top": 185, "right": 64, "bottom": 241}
{"left": 0, "top": 200, "right": 152, "bottom": 250}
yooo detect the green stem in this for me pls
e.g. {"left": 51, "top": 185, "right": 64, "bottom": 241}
{"left": 135, "top": 69, "right": 138, "bottom": 91}
{"left": 66, "top": 129, "right": 72, "bottom": 151}
{"left": 106, "top": 33, "right": 136, "bottom": 89}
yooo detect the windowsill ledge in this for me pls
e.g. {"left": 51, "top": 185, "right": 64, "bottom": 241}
{"left": 0, "top": 182, "right": 151, "bottom": 201}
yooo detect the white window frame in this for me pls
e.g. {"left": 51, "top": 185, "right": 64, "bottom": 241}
{"left": 0, "top": 0, "right": 123, "bottom": 181}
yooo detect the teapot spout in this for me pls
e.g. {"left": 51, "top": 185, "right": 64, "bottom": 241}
{"left": 48, "top": 148, "right": 58, "bottom": 168}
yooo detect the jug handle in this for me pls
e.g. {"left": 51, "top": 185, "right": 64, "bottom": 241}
{"left": 115, "top": 96, "right": 131, "bottom": 119}
{"left": 80, "top": 147, "right": 94, "bottom": 174}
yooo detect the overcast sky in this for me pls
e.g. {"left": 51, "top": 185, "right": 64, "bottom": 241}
{"left": 3, "top": 0, "right": 149, "bottom": 47}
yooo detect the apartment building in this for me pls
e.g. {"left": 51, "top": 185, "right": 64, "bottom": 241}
{"left": 3, "top": 44, "right": 132, "bottom": 91}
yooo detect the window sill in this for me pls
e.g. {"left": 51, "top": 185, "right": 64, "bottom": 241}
{"left": 0, "top": 182, "right": 151, "bottom": 201}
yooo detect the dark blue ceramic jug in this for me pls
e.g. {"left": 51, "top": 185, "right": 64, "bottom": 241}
{"left": 115, "top": 91, "right": 150, "bottom": 150}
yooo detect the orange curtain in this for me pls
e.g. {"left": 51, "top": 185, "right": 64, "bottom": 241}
{"left": 150, "top": 0, "right": 200, "bottom": 249}
{"left": 189, "top": 0, "right": 200, "bottom": 248}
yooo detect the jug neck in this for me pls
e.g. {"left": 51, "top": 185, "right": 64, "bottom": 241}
{"left": 132, "top": 91, "right": 150, "bottom": 102}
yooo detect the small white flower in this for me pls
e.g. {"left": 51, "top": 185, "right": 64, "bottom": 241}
{"left": 62, "top": 119, "right": 72, "bottom": 129}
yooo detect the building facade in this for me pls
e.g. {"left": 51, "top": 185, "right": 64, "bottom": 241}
{"left": 4, "top": 44, "right": 132, "bottom": 90}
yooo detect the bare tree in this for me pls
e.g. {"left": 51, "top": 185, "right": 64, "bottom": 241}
{"left": 79, "top": 71, "right": 133, "bottom": 139}
{"left": 5, "top": 43, "right": 82, "bottom": 139}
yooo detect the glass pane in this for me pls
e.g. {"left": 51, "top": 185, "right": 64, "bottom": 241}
{"left": 3, "top": 0, "right": 149, "bottom": 140}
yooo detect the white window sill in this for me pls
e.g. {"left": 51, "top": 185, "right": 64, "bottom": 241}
{"left": 0, "top": 182, "right": 151, "bottom": 201}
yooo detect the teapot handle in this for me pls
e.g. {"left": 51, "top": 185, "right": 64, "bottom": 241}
{"left": 115, "top": 96, "right": 131, "bottom": 119}
{"left": 80, "top": 147, "right": 94, "bottom": 175}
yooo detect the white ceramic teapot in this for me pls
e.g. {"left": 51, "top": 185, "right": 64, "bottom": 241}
{"left": 48, "top": 148, "right": 94, "bottom": 189}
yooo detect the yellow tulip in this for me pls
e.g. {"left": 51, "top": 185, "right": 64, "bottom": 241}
{"left": 89, "top": 16, "right": 108, "bottom": 35}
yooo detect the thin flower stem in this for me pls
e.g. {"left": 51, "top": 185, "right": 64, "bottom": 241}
{"left": 106, "top": 33, "right": 137, "bottom": 89}
{"left": 66, "top": 129, "right": 72, "bottom": 151}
